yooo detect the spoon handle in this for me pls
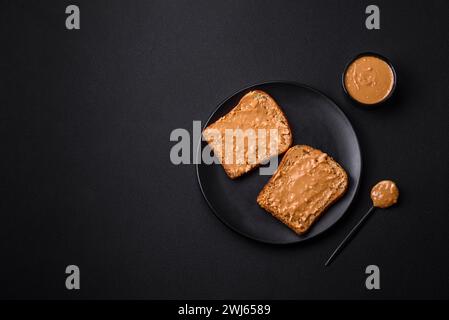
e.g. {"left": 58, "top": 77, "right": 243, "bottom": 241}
{"left": 325, "top": 206, "right": 376, "bottom": 267}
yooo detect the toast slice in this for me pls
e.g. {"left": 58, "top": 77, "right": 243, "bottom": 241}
{"left": 257, "top": 145, "right": 348, "bottom": 234}
{"left": 203, "top": 90, "right": 292, "bottom": 179}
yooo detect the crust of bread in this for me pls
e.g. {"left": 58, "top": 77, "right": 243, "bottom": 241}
{"left": 257, "top": 145, "right": 348, "bottom": 234}
{"left": 203, "top": 90, "right": 292, "bottom": 179}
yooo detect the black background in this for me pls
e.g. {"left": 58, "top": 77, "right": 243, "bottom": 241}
{"left": 1, "top": 0, "right": 448, "bottom": 299}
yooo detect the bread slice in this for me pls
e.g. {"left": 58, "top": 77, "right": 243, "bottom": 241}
{"left": 257, "top": 145, "right": 348, "bottom": 234}
{"left": 203, "top": 90, "right": 292, "bottom": 179}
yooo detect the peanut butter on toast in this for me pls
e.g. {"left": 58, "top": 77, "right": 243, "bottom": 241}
{"left": 257, "top": 145, "right": 348, "bottom": 234}
{"left": 203, "top": 90, "right": 292, "bottom": 179}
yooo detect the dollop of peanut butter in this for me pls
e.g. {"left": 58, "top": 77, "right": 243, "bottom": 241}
{"left": 370, "top": 180, "right": 399, "bottom": 208}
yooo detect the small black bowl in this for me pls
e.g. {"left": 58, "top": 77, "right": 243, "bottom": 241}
{"left": 342, "top": 52, "right": 397, "bottom": 107}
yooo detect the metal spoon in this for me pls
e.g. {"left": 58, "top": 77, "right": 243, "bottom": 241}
{"left": 324, "top": 180, "right": 399, "bottom": 267}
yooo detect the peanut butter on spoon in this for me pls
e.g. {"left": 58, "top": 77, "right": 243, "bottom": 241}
{"left": 325, "top": 180, "right": 400, "bottom": 266}
{"left": 370, "top": 180, "right": 399, "bottom": 208}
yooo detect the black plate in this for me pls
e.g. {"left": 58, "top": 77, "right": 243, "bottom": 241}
{"left": 196, "top": 81, "right": 362, "bottom": 244}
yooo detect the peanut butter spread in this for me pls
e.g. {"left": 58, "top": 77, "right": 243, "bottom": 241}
{"left": 257, "top": 145, "right": 348, "bottom": 234}
{"left": 203, "top": 90, "right": 292, "bottom": 179}
{"left": 370, "top": 180, "right": 399, "bottom": 208}
{"left": 344, "top": 55, "right": 395, "bottom": 104}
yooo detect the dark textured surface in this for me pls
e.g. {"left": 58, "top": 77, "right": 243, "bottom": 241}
{"left": 1, "top": 0, "right": 448, "bottom": 299}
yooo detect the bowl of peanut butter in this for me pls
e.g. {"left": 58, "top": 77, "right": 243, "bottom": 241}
{"left": 342, "top": 52, "right": 396, "bottom": 106}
